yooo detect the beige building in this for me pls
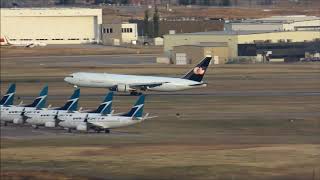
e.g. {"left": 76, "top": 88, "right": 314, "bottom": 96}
{"left": 0, "top": 8, "right": 102, "bottom": 44}
{"left": 101, "top": 23, "right": 138, "bottom": 45}
{"left": 173, "top": 43, "right": 229, "bottom": 65}
{"left": 164, "top": 30, "right": 320, "bottom": 61}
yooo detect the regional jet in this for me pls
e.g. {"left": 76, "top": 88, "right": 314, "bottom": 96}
{"left": 2, "top": 36, "right": 47, "bottom": 48}
{"left": 64, "top": 56, "right": 212, "bottom": 95}
{"left": 0, "top": 85, "right": 48, "bottom": 126}
{"left": 59, "top": 95, "right": 154, "bottom": 133}
{"left": 58, "top": 91, "right": 114, "bottom": 132}
{"left": 0, "top": 83, "right": 16, "bottom": 106}
{"left": 24, "top": 88, "right": 80, "bottom": 129}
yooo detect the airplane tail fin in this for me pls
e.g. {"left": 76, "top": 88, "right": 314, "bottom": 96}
{"left": 181, "top": 56, "right": 212, "bottom": 82}
{"left": 90, "top": 91, "right": 113, "bottom": 115}
{"left": 0, "top": 83, "right": 16, "bottom": 106}
{"left": 57, "top": 88, "right": 80, "bottom": 111}
{"left": 24, "top": 85, "right": 48, "bottom": 109}
{"left": 3, "top": 35, "right": 11, "bottom": 45}
{"left": 122, "top": 95, "right": 145, "bottom": 119}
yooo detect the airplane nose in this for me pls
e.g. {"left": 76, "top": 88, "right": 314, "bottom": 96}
{"left": 64, "top": 77, "right": 73, "bottom": 84}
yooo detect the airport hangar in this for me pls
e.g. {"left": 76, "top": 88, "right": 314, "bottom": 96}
{"left": 0, "top": 8, "right": 102, "bottom": 44}
{"left": 164, "top": 30, "right": 320, "bottom": 64}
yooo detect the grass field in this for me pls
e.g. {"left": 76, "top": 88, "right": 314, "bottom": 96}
{"left": 1, "top": 55, "right": 320, "bottom": 179}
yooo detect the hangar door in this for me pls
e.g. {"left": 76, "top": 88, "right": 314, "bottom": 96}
{"left": 3, "top": 16, "right": 96, "bottom": 44}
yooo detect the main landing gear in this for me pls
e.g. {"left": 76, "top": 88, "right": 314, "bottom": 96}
{"left": 130, "top": 91, "right": 143, "bottom": 96}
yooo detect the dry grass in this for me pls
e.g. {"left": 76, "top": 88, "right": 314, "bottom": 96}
{"left": 1, "top": 144, "right": 320, "bottom": 179}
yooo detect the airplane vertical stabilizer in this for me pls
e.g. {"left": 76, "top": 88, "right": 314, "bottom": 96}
{"left": 0, "top": 83, "right": 16, "bottom": 106}
{"left": 57, "top": 88, "right": 80, "bottom": 111}
{"left": 123, "top": 95, "right": 145, "bottom": 118}
{"left": 24, "top": 85, "right": 48, "bottom": 109}
{"left": 181, "top": 56, "right": 212, "bottom": 82}
{"left": 90, "top": 91, "right": 113, "bottom": 115}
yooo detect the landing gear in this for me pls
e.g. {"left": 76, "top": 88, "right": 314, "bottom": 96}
{"left": 130, "top": 91, "right": 142, "bottom": 96}
{"left": 104, "top": 129, "right": 110, "bottom": 134}
{"left": 3, "top": 122, "right": 8, "bottom": 126}
{"left": 67, "top": 128, "right": 72, "bottom": 133}
{"left": 32, "top": 125, "right": 39, "bottom": 129}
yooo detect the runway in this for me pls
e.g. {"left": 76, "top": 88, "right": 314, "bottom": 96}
{"left": 16, "top": 91, "right": 320, "bottom": 101}
{"left": 2, "top": 54, "right": 157, "bottom": 67}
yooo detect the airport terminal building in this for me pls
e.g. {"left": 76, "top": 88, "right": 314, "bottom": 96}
{"left": 0, "top": 8, "right": 102, "bottom": 44}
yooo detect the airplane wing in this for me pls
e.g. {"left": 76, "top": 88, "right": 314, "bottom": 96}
{"left": 26, "top": 43, "right": 35, "bottom": 48}
{"left": 129, "top": 82, "right": 168, "bottom": 90}
{"left": 86, "top": 121, "right": 107, "bottom": 130}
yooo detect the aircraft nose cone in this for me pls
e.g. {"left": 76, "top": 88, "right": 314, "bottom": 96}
{"left": 64, "top": 77, "right": 70, "bottom": 82}
{"left": 64, "top": 77, "right": 72, "bottom": 84}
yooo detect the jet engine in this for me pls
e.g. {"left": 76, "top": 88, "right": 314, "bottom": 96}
{"left": 116, "top": 84, "right": 131, "bottom": 92}
{"left": 13, "top": 117, "right": 23, "bottom": 124}
{"left": 45, "top": 121, "right": 56, "bottom": 128}
{"left": 76, "top": 124, "right": 88, "bottom": 131}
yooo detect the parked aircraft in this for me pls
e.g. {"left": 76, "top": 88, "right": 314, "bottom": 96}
{"left": 24, "top": 88, "right": 80, "bottom": 129}
{"left": 0, "top": 83, "right": 16, "bottom": 106}
{"left": 0, "top": 85, "right": 48, "bottom": 126}
{"left": 2, "top": 36, "right": 47, "bottom": 48}
{"left": 58, "top": 91, "right": 114, "bottom": 132}
{"left": 64, "top": 56, "right": 212, "bottom": 95}
{"left": 59, "top": 95, "right": 154, "bottom": 133}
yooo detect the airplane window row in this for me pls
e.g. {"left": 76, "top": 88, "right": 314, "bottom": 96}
{"left": 40, "top": 114, "right": 54, "bottom": 117}
{"left": 60, "top": 114, "right": 72, "bottom": 117}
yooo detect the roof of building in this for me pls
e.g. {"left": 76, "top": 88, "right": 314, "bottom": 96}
{"left": 171, "top": 30, "right": 282, "bottom": 36}
{"left": 166, "top": 30, "right": 320, "bottom": 36}
{"left": 230, "top": 15, "right": 320, "bottom": 24}
{"left": 175, "top": 42, "right": 228, "bottom": 47}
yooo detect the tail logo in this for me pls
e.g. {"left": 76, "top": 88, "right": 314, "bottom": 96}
{"left": 193, "top": 67, "right": 205, "bottom": 75}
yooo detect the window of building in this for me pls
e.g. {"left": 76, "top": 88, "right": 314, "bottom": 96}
{"left": 103, "top": 28, "right": 106, "bottom": 33}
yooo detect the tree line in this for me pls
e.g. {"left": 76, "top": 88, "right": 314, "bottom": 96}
{"left": 143, "top": 7, "right": 160, "bottom": 38}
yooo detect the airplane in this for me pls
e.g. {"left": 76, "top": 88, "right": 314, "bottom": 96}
{"left": 58, "top": 91, "right": 114, "bottom": 133}
{"left": 0, "top": 83, "right": 16, "bottom": 106}
{"left": 2, "top": 36, "right": 47, "bottom": 48}
{"left": 0, "top": 85, "right": 48, "bottom": 126}
{"left": 64, "top": 56, "right": 212, "bottom": 95}
{"left": 59, "top": 95, "right": 154, "bottom": 133}
{"left": 24, "top": 88, "right": 80, "bottom": 129}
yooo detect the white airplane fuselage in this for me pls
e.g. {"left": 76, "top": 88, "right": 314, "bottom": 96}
{"left": 64, "top": 73, "right": 207, "bottom": 92}
{"left": 3, "top": 38, "right": 47, "bottom": 48}
{"left": 0, "top": 106, "right": 37, "bottom": 124}
{"left": 25, "top": 109, "right": 69, "bottom": 127}
{"left": 58, "top": 112, "right": 142, "bottom": 130}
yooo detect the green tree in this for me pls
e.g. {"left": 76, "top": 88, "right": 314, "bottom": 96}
{"left": 153, "top": 6, "right": 160, "bottom": 38}
{"left": 143, "top": 9, "right": 150, "bottom": 37}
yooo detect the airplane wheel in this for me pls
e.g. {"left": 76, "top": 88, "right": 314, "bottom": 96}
{"left": 96, "top": 129, "right": 101, "bottom": 133}
{"left": 104, "top": 129, "right": 110, "bottom": 134}
{"left": 67, "top": 128, "right": 72, "bottom": 133}
{"left": 32, "top": 125, "right": 38, "bottom": 129}
{"left": 3, "top": 122, "right": 8, "bottom": 126}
